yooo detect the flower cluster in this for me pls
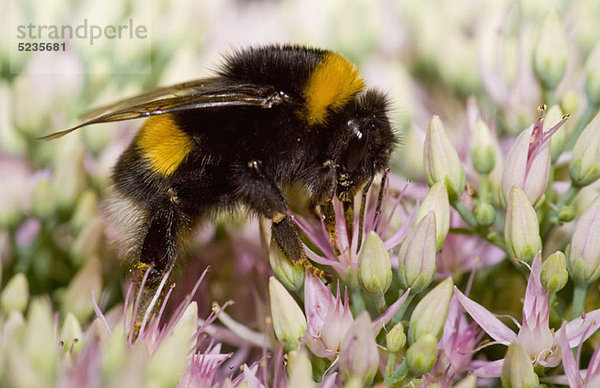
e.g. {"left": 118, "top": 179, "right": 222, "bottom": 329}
{"left": 2, "top": 0, "right": 600, "bottom": 387}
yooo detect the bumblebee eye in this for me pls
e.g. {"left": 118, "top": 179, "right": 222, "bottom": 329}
{"left": 344, "top": 127, "right": 368, "bottom": 171}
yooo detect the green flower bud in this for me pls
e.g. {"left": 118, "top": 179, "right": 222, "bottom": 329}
{"left": 358, "top": 231, "right": 392, "bottom": 296}
{"left": 408, "top": 277, "right": 453, "bottom": 344}
{"left": 544, "top": 105, "right": 567, "bottom": 163}
{"left": 398, "top": 212, "right": 437, "bottom": 294}
{"left": 533, "top": 9, "right": 568, "bottom": 89}
{"left": 560, "top": 90, "right": 579, "bottom": 115}
{"left": 61, "top": 257, "right": 102, "bottom": 321}
{"left": 397, "top": 127, "right": 426, "bottom": 181}
{"left": 269, "top": 238, "right": 304, "bottom": 292}
{"left": 501, "top": 343, "right": 539, "bottom": 388}
{"left": 339, "top": 312, "right": 379, "bottom": 383}
{"left": 406, "top": 333, "right": 438, "bottom": 376}
{"left": 454, "top": 374, "right": 477, "bottom": 388}
{"left": 570, "top": 111, "right": 600, "bottom": 187}
{"left": 504, "top": 187, "right": 541, "bottom": 264}
{"left": 71, "top": 190, "right": 99, "bottom": 231}
{"left": 287, "top": 348, "right": 315, "bottom": 388}
{"left": 146, "top": 302, "right": 198, "bottom": 388}
{"left": 585, "top": 41, "right": 600, "bottom": 105}
{"left": 541, "top": 251, "right": 568, "bottom": 293}
{"left": 558, "top": 205, "right": 575, "bottom": 223}
{"left": 568, "top": 196, "right": 600, "bottom": 284}
{"left": 70, "top": 219, "right": 105, "bottom": 266}
{"left": 269, "top": 277, "right": 307, "bottom": 352}
{"left": 386, "top": 322, "right": 406, "bottom": 353}
{"left": 474, "top": 202, "right": 496, "bottom": 227}
{"left": 26, "top": 297, "right": 59, "bottom": 381}
{"left": 1, "top": 273, "right": 28, "bottom": 314}
{"left": 424, "top": 115, "right": 466, "bottom": 199}
{"left": 415, "top": 182, "right": 450, "bottom": 250}
{"left": 31, "top": 179, "right": 55, "bottom": 219}
{"left": 60, "top": 312, "right": 83, "bottom": 355}
{"left": 470, "top": 119, "right": 496, "bottom": 174}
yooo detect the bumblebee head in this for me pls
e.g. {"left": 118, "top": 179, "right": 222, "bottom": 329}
{"left": 331, "top": 89, "right": 397, "bottom": 200}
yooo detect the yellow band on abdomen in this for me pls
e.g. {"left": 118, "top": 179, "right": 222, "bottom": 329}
{"left": 136, "top": 114, "right": 194, "bottom": 176}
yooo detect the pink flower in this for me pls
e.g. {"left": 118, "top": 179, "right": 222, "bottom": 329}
{"left": 501, "top": 107, "right": 568, "bottom": 205}
{"left": 455, "top": 252, "right": 600, "bottom": 377}
{"left": 304, "top": 272, "right": 410, "bottom": 359}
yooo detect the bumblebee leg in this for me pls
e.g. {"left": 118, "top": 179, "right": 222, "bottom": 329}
{"left": 308, "top": 160, "right": 342, "bottom": 256}
{"left": 133, "top": 189, "right": 184, "bottom": 335}
{"left": 237, "top": 160, "right": 331, "bottom": 281}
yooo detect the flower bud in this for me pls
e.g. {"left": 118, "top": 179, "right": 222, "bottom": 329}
{"left": 59, "top": 312, "right": 83, "bottom": 355}
{"left": 397, "top": 127, "right": 426, "bottom": 181}
{"left": 560, "top": 90, "right": 579, "bottom": 115}
{"left": 470, "top": 119, "right": 496, "bottom": 174}
{"left": 544, "top": 105, "right": 567, "bottom": 163}
{"left": 269, "top": 277, "right": 307, "bottom": 352}
{"left": 406, "top": 333, "right": 438, "bottom": 375}
{"left": 1, "top": 273, "right": 28, "bottom": 314}
{"left": 408, "top": 277, "right": 453, "bottom": 344}
{"left": 502, "top": 126, "right": 550, "bottom": 206}
{"left": 386, "top": 322, "right": 406, "bottom": 353}
{"left": 31, "top": 179, "right": 55, "bottom": 219}
{"left": 358, "top": 231, "right": 392, "bottom": 296}
{"left": 269, "top": 238, "right": 304, "bottom": 292}
{"left": 397, "top": 212, "right": 437, "bottom": 294}
{"left": 570, "top": 111, "right": 600, "bottom": 187}
{"left": 25, "top": 297, "right": 59, "bottom": 379}
{"left": 454, "top": 374, "right": 477, "bottom": 388}
{"left": 501, "top": 343, "right": 539, "bottom": 388}
{"left": 541, "top": 251, "right": 568, "bottom": 293}
{"left": 287, "top": 348, "right": 315, "bottom": 388}
{"left": 61, "top": 256, "right": 102, "bottom": 321}
{"left": 533, "top": 9, "right": 568, "bottom": 89}
{"left": 568, "top": 196, "right": 600, "bottom": 283}
{"left": 558, "top": 205, "right": 575, "bottom": 223}
{"left": 474, "top": 202, "right": 496, "bottom": 227}
{"left": 504, "top": 187, "right": 541, "bottom": 264}
{"left": 339, "top": 312, "right": 379, "bottom": 382}
{"left": 146, "top": 302, "right": 198, "bottom": 388}
{"left": 415, "top": 182, "right": 450, "bottom": 250}
{"left": 424, "top": 115, "right": 466, "bottom": 199}
{"left": 585, "top": 41, "right": 600, "bottom": 105}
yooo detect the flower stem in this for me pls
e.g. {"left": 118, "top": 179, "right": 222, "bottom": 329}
{"left": 374, "top": 293, "right": 387, "bottom": 313}
{"left": 542, "top": 85, "right": 557, "bottom": 106}
{"left": 479, "top": 174, "right": 490, "bottom": 202}
{"left": 541, "top": 185, "right": 580, "bottom": 238}
{"left": 571, "top": 282, "right": 589, "bottom": 320}
{"left": 385, "top": 353, "right": 397, "bottom": 378}
{"left": 451, "top": 198, "right": 478, "bottom": 229}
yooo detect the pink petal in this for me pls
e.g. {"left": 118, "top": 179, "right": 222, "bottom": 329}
{"left": 319, "top": 372, "right": 338, "bottom": 388}
{"left": 558, "top": 308, "right": 600, "bottom": 348}
{"left": 471, "top": 359, "right": 504, "bottom": 378}
{"left": 454, "top": 287, "right": 517, "bottom": 344}
{"left": 372, "top": 288, "right": 411, "bottom": 334}
{"left": 559, "top": 323, "right": 583, "bottom": 388}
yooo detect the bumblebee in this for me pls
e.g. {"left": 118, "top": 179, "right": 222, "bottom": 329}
{"left": 41, "top": 44, "right": 396, "bottom": 297}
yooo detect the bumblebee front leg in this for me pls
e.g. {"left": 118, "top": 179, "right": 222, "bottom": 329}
{"left": 308, "top": 160, "right": 342, "bottom": 256}
{"left": 237, "top": 160, "right": 330, "bottom": 280}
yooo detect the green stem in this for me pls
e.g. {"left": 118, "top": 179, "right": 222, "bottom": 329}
{"left": 565, "top": 103, "right": 599, "bottom": 150}
{"left": 385, "top": 353, "right": 397, "bottom": 379}
{"left": 386, "top": 359, "right": 409, "bottom": 387}
{"left": 391, "top": 292, "right": 414, "bottom": 325}
{"left": 541, "top": 185, "right": 580, "bottom": 238}
{"left": 479, "top": 174, "right": 490, "bottom": 203}
{"left": 374, "top": 293, "right": 387, "bottom": 313}
{"left": 571, "top": 282, "right": 589, "bottom": 320}
{"left": 542, "top": 86, "right": 557, "bottom": 106}
{"left": 451, "top": 198, "right": 478, "bottom": 229}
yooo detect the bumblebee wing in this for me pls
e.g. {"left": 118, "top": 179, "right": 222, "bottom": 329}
{"left": 38, "top": 78, "right": 290, "bottom": 140}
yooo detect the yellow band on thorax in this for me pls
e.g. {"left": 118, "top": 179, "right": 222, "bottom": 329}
{"left": 303, "top": 52, "right": 365, "bottom": 125}
{"left": 136, "top": 114, "right": 194, "bottom": 176}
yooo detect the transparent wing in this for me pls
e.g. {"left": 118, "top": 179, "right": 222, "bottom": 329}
{"left": 38, "top": 77, "right": 290, "bottom": 140}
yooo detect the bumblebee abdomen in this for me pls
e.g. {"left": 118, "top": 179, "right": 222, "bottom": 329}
{"left": 136, "top": 114, "right": 195, "bottom": 176}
